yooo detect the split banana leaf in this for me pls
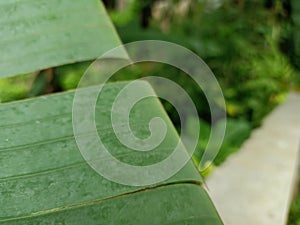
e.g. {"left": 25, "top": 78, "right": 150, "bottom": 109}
{"left": 0, "top": 0, "right": 224, "bottom": 224}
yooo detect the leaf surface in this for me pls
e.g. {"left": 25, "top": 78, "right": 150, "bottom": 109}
{"left": 0, "top": 82, "right": 223, "bottom": 224}
{"left": 0, "top": 0, "right": 124, "bottom": 78}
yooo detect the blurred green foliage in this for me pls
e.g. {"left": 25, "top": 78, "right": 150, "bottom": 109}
{"left": 288, "top": 191, "right": 300, "bottom": 225}
{"left": 0, "top": 74, "right": 34, "bottom": 103}
{"left": 114, "top": 0, "right": 295, "bottom": 126}
{"left": 290, "top": 0, "right": 300, "bottom": 69}
{"left": 185, "top": 116, "right": 251, "bottom": 175}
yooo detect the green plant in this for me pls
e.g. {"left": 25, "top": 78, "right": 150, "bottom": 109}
{"left": 288, "top": 192, "right": 300, "bottom": 225}
{"left": 111, "top": 0, "right": 294, "bottom": 127}
{"left": 0, "top": 0, "right": 223, "bottom": 224}
{"left": 0, "top": 74, "right": 34, "bottom": 103}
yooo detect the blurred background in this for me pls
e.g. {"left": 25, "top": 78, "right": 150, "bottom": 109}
{"left": 1, "top": 0, "right": 300, "bottom": 222}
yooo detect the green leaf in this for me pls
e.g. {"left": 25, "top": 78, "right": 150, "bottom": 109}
{"left": 1, "top": 184, "right": 222, "bottom": 225}
{"left": 0, "top": 82, "right": 223, "bottom": 224}
{"left": 0, "top": 0, "right": 124, "bottom": 78}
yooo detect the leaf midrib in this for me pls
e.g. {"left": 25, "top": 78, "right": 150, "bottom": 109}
{"left": 0, "top": 181, "right": 202, "bottom": 223}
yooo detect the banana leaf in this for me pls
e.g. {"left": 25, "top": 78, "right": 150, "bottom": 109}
{"left": 0, "top": 82, "right": 223, "bottom": 224}
{"left": 0, "top": 0, "right": 123, "bottom": 78}
{"left": 0, "top": 0, "right": 223, "bottom": 223}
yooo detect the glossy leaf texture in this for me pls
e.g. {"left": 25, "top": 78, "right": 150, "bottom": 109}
{"left": 0, "top": 0, "right": 124, "bottom": 78}
{"left": 0, "top": 82, "right": 223, "bottom": 225}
